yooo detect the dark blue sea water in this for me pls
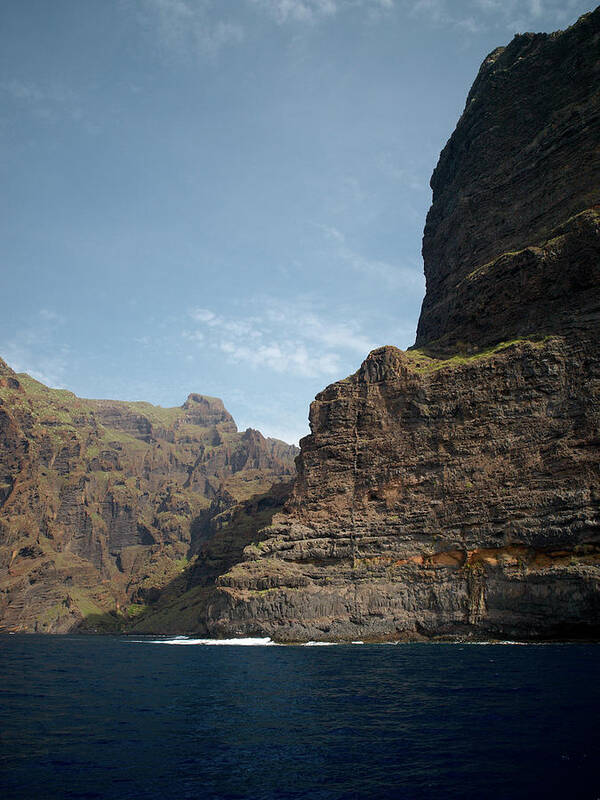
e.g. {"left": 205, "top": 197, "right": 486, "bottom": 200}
{"left": 1, "top": 636, "right": 599, "bottom": 800}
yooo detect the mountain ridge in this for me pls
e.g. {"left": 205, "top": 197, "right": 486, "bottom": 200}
{"left": 0, "top": 356, "right": 297, "bottom": 632}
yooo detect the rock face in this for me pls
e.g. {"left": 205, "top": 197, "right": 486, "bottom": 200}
{"left": 196, "top": 9, "right": 600, "bottom": 641}
{"left": 0, "top": 362, "right": 297, "bottom": 632}
{"left": 417, "top": 10, "right": 600, "bottom": 351}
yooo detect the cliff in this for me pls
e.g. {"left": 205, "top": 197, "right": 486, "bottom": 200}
{"left": 417, "top": 9, "right": 600, "bottom": 351}
{"left": 0, "top": 360, "right": 297, "bottom": 632}
{"left": 189, "top": 9, "right": 600, "bottom": 641}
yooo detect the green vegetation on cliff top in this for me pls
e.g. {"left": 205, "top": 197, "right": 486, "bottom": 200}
{"left": 404, "top": 336, "right": 557, "bottom": 373}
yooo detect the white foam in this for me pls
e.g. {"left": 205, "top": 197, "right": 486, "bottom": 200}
{"left": 303, "top": 641, "right": 338, "bottom": 646}
{"left": 458, "top": 640, "right": 539, "bottom": 646}
{"left": 144, "top": 636, "right": 277, "bottom": 646}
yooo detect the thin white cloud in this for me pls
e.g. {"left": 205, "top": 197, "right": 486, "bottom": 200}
{"left": 260, "top": 298, "right": 376, "bottom": 354}
{"left": 0, "top": 309, "right": 71, "bottom": 388}
{"left": 477, "top": 0, "right": 588, "bottom": 31}
{"left": 249, "top": 0, "right": 394, "bottom": 24}
{"left": 39, "top": 309, "right": 65, "bottom": 324}
{"left": 302, "top": 314, "right": 374, "bottom": 355}
{"left": 185, "top": 296, "right": 378, "bottom": 379}
{"left": 376, "top": 153, "right": 428, "bottom": 189}
{"left": 402, "top": 0, "right": 486, "bottom": 32}
{"left": 137, "top": 0, "right": 244, "bottom": 59}
{"left": 181, "top": 330, "right": 204, "bottom": 343}
{"left": 249, "top": 0, "right": 337, "bottom": 24}
{"left": 189, "top": 308, "right": 217, "bottom": 324}
{"left": 409, "top": 0, "right": 447, "bottom": 23}
{"left": 220, "top": 339, "right": 341, "bottom": 376}
{"left": 128, "top": 0, "right": 586, "bottom": 55}
{"left": 406, "top": 0, "right": 582, "bottom": 33}
{"left": 529, "top": 0, "right": 543, "bottom": 17}
{"left": 318, "top": 224, "right": 422, "bottom": 289}
{"left": 1, "top": 79, "right": 84, "bottom": 124}
{"left": 1, "top": 340, "right": 70, "bottom": 389}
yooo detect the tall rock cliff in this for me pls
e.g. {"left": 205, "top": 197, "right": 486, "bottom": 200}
{"left": 417, "top": 8, "right": 600, "bottom": 351}
{"left": 0, "top": 361, "right": 297, "bottom": 632}
{"left": 194, "top": 9, "right": 600, "bottom": 641}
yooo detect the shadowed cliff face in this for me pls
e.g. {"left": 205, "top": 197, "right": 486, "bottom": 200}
{"left": 0, "top": 361, "right": 297, "bottom": 632}
{"left": 194, "top": 9, "right": 600, "bottom": 642}
{"left": 417, "top": 8, "right": 600, "bottom": 351}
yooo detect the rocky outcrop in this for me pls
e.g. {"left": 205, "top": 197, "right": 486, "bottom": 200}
{"left": 193, "top": 9, "right": 600, "bottom": 642}
{"left": 0, "top": 361, "right": 297, "bottom": 632}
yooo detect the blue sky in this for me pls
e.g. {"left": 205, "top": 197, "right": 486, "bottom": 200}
{"left": 1, "top": 0, "right": 592, "bottom": 443}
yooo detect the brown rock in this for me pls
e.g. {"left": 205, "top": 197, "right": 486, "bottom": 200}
{"left": 0, "top": 361, "right": 297, "bottom": 632}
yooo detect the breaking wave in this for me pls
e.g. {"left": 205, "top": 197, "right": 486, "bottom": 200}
{"left": 302, "top": 641, "right": 339, "bottom": 646}
{"left": 131, "top": 636, "right": 277, "bottom": 646}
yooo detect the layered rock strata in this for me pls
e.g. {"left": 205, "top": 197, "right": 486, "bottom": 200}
{"left": 0, "top": 362, "right": 297, "bottom": 632}
{"left": 417, "top": 8, "right": 600, "bottom": 351}
{"left": 195, "top": 9, "right": 600, "bottom": 641}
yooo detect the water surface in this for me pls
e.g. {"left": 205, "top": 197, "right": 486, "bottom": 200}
{"left": 1, "top": 636, "right": 598, "bottom": 799}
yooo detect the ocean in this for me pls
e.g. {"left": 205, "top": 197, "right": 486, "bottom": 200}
{"left": 1, "top": 636, "right": 599, "bottom": 799}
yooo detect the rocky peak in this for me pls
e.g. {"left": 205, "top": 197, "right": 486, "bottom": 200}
{"left": 241, "top": 427, "right": 265, "bottom": 444}
{"left": 356, "top": 346, "right": 413, "bottom": 384}
{"left": 181, "top": 393, "right": 237, "bottom": 431}
{"left": 0, "top": 359, "right": 20, "bottom": 391}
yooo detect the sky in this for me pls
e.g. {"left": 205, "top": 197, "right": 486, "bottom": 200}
{"left": 1, "top": 0, "right": 593, "bottom": 444}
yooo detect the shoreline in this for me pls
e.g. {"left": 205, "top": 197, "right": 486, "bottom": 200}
{"left": 3, "top": 630, "right": 600, "bottom": 645}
